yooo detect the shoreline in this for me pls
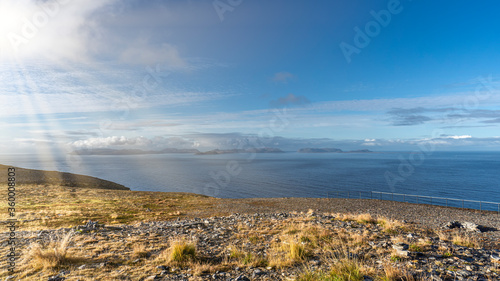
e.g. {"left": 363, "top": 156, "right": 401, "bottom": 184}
{"left": 1, "top": 200, "right": 499, "bottom": 280}
{"left": 0, "top": 174, "right": 499, "bottom": 279}
{"left": 0, "top": 164, "right": 499, "bottom": 232}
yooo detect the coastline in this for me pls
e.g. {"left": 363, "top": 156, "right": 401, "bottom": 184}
{"left": 1, "top": 166, "right": 499, "bottom": 280}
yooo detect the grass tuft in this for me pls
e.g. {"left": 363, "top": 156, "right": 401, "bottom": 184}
{"left": 288, "top": 240, "right": 308, "bottom": 261}
{"left": 452, "top": 234, "right": 480, "bottom": 248}
{"left": 132, "top": 243, "right": 149, "bottom": 258}
{"left": 380, "top": 264, "right": 416, "bottom": 281}
{"left": 159, "top": 238, "right": 196, "bottom": 264}
{"left": 377, "top": 217, "right": 403, "bottom": 234}
{"left": 24, "top": 232, "right": 83, "bottom": 271}
{"left": 356, "top": 213, "right": 377, "bottom": 224}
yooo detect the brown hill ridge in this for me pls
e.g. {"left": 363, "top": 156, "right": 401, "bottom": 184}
{"left": 0, "top": 164, "right": 129, "bottom": 190}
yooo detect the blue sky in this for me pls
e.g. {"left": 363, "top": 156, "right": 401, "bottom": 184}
{"left": 1, "top": 0, "right": 500, "bottom": 154}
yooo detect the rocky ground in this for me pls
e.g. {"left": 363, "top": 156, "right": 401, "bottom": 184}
{"left": 2, "top": 208, "right": 500, "bottom": 280}
{"left": 1, "top": 167, "right": 499, "bottom": 280}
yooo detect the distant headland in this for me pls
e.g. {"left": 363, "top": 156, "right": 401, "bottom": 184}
{"left": 195, "top": 148, "right": 285, "bottom": 155}
{"left": 70, "top": 147, "right": 372, "bottom": 155}
{"left": 297, "top": 148, "right": 372, "bottom": 153}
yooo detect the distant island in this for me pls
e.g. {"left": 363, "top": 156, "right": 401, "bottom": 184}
{"left": 71, "top": 147, "right": 286, "bottom": 156}
{"left": 298, "top": 148, "right": 372, "bottom": 153}
{"left": 196, "top": 148, "right": 285, "bottom": 155}
{"left": 71, "top": 148, "right": 201, "bottom": 155}
{"left": 70, "top": 147, "right": 371, "bottom": 155}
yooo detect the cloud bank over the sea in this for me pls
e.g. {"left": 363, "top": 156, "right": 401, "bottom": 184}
{"left": 66, "top": 133, "right": 500, "bottom": 152}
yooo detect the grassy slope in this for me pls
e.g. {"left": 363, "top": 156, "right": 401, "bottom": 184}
{"left": 0, "top": 164, "right": 129, "bottom": 190}
{"left": 0, "top": 164, "right": 219, "bottom": 229}
{"left": 0, "top": 184, "right": 219, "bottom": 229}
{"left": 0, "top": 165, "right": 498, "bottom": 280}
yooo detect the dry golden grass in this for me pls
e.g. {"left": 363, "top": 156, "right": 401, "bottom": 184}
{"left": 336, "top": 212, "right": 355, "bottom": 222}
{"left": 452, "top": 233, "right": 481, "bottom": 248}
{"left": 355, "top": 213, "right": 377, "bottom": 224}
{"left": 437, "top": 230, "right": 451, "bottom": 242}
{"left": 159, "top": 238, "right": 197, "bottom": 264}
{"left": 131, "top": 243, "right": 150, "bottom": 259}
{"left": 377, "top": 216, "right": 403, "bottom": 234}
{"left": 190, "top": 261, "right": 229, "bottom": 276}
{"left": 5, "top": 208, "right": 429, "bottom": 280}
{"left": 350, "top": 231, "right": 371, "bottom": 246}
{"left": 287, "top": 239, "right": 309, "bottom": 261}
{"left": 0, "top": 183, "right": 218, "bottom": 230}
{"left": 407, "top": 238, "right": 433, "bottom": 253}
{"left": 390, "top": 236, "right": 406, "bottom": 244}
{"left": 381, "top": 264, "right": 416, "bottom": 281}
{"left": 21, "top": 231, "right": 85, "bottom": 277}
{"left": 268, "top": 242, "right": 298, "bottom": 268}
{"left": 0, "top": 176, "right": 483, "bottom": 280}
{"left": 296, "top": 246, "right": 372, "bottom": 281}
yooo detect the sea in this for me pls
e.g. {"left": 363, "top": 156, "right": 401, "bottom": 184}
{"left": 1, "top": 151, "right": 499, "bottom": 211}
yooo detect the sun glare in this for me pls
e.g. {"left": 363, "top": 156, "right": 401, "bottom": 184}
{"left": 0, "top": 3, "right": 29, "bottom": 57}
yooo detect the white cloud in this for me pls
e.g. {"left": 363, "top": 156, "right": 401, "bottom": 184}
{"left": 71, "top": 136, "right": 151, "bottom": 149}
{"left": 445, "top": 135, "right": 472, "bottom": 139}
{"left": 0, "top": 0, "right": 117, "bottom": 62}
{"left": 0, "top": 0, "right": 188, "bottom": 67}
{"left": 69, "top": 135, "right": 198, "bottom": 150}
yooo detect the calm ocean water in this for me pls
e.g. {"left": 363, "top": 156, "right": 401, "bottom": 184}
{"left": 1, "top": 152, "right": 499, "bottom": 209}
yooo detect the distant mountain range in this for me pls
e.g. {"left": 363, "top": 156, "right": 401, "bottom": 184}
{"left": 71, "top": 147, "right": 286, "bottom": 155}
{"left": 297, "top": 148, "right": 372, "bottom": 153}
{"left": 196, "top": 148, "right": 285, "bottom": 155}
{"left": 71, "top": 147, "right": 371, "bottom": 155}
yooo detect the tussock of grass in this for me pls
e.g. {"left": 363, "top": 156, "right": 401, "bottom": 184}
{"left": 132, "top": 243, "right": 149, "bottom": 258}
{"left": 381, "top": 264, "right": 416, "bottom": 281}
{"left": 24, "top": 232, "right": 83, "bottom": 271}
{"left": 297, "top": 255, "right": 366, "bottom": 281}
{"left": 269, "top": 240, "right": 309, "bottom": 267}
{"left": 228, "top": 243, "right": 270, "bottom": 267}
{"left": 377, "top": 217, "right": 403, "bottom": 234}
{"left": 452, "top": 234, "right": 480, "bottom": 248}
{"left": 169, "top": 240, "right": 196, "bottom": 263}
{"left": 337, "top": 213, "right": 355, "bottom": 222}
{"left": 157, "top": 238, "right": 196, "bottom": 264}
{"left": 408, "top": 244, "right": 422, "bottom": 252}
{"left": 437, "top": 231, "right": 450, "bottom": 242}
{"left": 330, "top": 259, "right": 365, "bottom": 280}
{"left": 355, "top": 213, "right": 377, "bottom": 224}
{"left": 228, "top": 247, "right": 245, "bottom": 260}
{"left": 288, "top": 240, "right": 308, "bottom": 261}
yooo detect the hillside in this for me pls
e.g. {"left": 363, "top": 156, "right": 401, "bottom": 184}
{"left": 0, "top": 166, "right": 499, "bottom": 280}
{"left": 0, "top": 164, "right": 129, "bottom": 190}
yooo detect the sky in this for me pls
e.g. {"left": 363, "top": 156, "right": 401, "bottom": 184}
{"left": 1, "top": 0, "right": 500, "bottom": 154}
